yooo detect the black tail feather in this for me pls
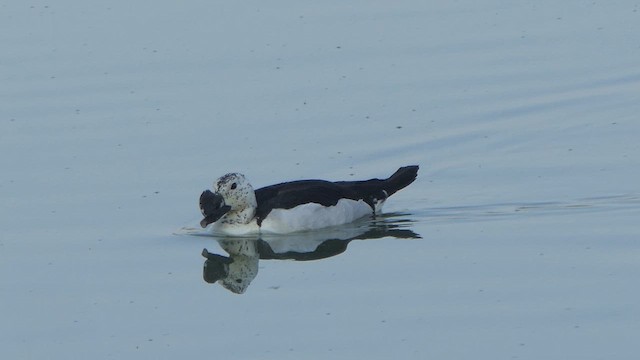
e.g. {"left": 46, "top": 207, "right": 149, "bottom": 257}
{"left": 384, "top": 165, "right": 419, "bottom": 196}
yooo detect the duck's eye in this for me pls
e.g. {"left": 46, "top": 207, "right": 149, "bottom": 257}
{"left": 230, "top": 183, "right": 237, "bottom": 190}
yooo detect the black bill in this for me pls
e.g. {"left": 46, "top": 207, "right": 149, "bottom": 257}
{"left": 202, "top": 248, "right": 233, "bottom": 283}
{"left": 199, "top": 190, "right": 231, "bottom": 227}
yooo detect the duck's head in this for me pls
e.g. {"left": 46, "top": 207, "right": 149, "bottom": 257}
{"left": 199, "top": 173, "right": 257, "bottom": 227}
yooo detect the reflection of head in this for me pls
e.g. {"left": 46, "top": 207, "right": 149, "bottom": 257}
{"left": 220, "top": 254, "right": 258, "bottom": 294}
{"left": 202, "top": 249, "right": 233, "bottom": 283}
{"left": 202, "top": 239, "right": 259, "bottom": 294}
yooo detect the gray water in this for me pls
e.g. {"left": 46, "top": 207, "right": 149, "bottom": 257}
{"left": 2, "top": 1, "right": 640, "bottom": 359}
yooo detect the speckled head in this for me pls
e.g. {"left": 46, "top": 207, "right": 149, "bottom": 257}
{"left": 210, "top": 173, "right": 257, "bottom": 225}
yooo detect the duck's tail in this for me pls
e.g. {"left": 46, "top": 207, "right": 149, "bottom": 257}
{"left": 383, "top": 165, "right": 419, "bottom": 196}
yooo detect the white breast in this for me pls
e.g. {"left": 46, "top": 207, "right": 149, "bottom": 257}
{"left": 210, "top": 219, "right": 260, "bottom": 236}
{"left": 259, "top": 198, "right": 373, "bottom": 234}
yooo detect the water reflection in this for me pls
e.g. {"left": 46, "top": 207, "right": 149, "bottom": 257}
{"left": 201, "top": 214, "right": 420, "bottom": 294}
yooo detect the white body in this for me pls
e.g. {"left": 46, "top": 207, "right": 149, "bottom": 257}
{"left": 210, "top": 198, "right": 375, "bottom": 236}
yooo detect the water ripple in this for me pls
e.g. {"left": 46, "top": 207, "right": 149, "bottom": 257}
{"left": 419, "top": 194, "right": 640, "bottom": 223}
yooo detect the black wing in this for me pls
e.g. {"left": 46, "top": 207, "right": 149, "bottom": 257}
{"left": 254, "top": 180, "right": 352, "bottom": 224}
{"left": 253, "top": 166, "right": 418, "bottom": 225}
{"left": 254, "top": 180, "right": 381, "bottom": 225}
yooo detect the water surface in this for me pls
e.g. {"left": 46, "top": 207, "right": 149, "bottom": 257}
{"left": 1, "top": 1, "right": 639, "bottom": 359}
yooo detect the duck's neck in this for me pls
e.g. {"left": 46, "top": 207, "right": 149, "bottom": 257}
{"left": 221, "top": 207, "right": 256, "bottom": 225}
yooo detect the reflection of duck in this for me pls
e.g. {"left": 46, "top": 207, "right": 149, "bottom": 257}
{"left": 199, "top": 166, "right": 418, "bottom": 235}
{"left": 202, "top": 240, "right": 259, "bottom": 294}
{"left": 202, "top": 214, "right": 420, "bottom": 294}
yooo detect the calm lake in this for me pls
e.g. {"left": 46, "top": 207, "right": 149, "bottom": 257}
{"left": 2, "top": 1, "right": 639, "bottom": 359}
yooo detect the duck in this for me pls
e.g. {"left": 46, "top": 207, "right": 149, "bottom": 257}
{"left": 199, "top": 165, "right": 418, "bottom": 236}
